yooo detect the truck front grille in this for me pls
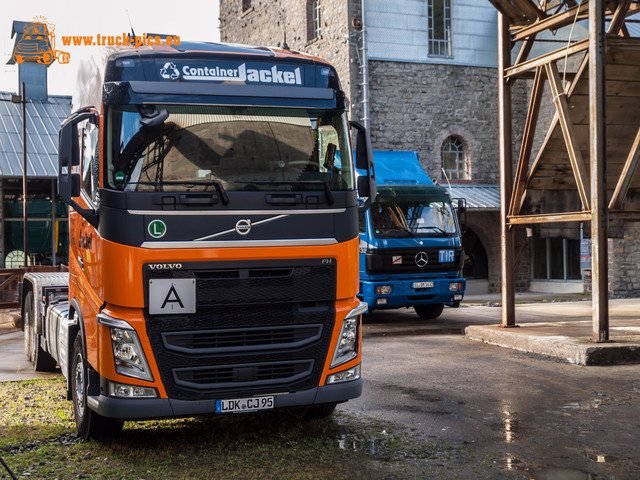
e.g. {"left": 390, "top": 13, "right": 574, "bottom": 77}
{"left": 143, "top": 259, "right": 336, "bottom": 401}
{"left": 365, "top": 247, "right": 462, "bottom": 275}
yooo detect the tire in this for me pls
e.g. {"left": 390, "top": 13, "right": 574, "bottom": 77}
{"left": 24, "top": 291, "right": 33, "bottom": 362}
{"left": 71, "top": 335, "right": 124, "bottom": 440}
{"left": 289, "top": 403, "right": 337, "bottom": 420}
{"left": 414, "top": 304, "right": 444, "bottom": 320}
{"left": 24, "top": 291, "right": 57, "bottom": 372}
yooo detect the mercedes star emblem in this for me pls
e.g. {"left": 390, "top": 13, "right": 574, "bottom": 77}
{"left": 415, "top": 251, "right": 429, "bottom": 267}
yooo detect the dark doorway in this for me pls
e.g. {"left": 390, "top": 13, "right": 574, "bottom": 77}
{"left": 462, "top": 227, "right": 488, "bottom": 279}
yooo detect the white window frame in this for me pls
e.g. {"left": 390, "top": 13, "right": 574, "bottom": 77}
{"left": 441, "top": 136, "right": 466, "bottom": 180}
{"left": 427, "top": 0, "right": 452, "bottom": 57}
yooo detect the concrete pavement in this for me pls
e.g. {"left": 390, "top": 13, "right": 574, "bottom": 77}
{"left": 464, "top": 297, "right": 640, "bottom": 365}
{"left": 1, "top": 294, "right": 640, "bottom": 381}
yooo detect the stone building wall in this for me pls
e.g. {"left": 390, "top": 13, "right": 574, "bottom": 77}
{"left": 219, "top": 0, "right": 361, "bottom": 119}
{"left": 608, "top": 223, "right": 640, "bottom": 297}
{"left": 367, "top": 61, "right": 501, "bottom": 184}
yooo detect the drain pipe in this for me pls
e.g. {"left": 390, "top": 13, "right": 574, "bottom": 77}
{"left": 360, "top": 0, "right": 370, "bottom": 131}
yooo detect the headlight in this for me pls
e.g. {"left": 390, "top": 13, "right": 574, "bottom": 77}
{"left": 331, "top": 302, "right": 367, "bottom": 368}
{"left": 98, "top": 313, "right": 153, "bottom": 382}
{"left": 110, "top": 327, "right": 153, "bottom": 381}
{"left": 375, "top": 285, "right": 393, "bottom": 295}
{"left": 449, "top": 282, "right": 464, "bottom": 292}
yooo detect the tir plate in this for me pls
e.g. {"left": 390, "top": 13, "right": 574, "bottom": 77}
{"left": 413, "top": 281, "right": 434, "bottom": 289}
{"left": 216, "top": 396, "right": 275, "bottom": 413}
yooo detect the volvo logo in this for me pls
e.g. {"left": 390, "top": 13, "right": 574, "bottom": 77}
{"left": 235, "top": 219, "right": 252, "bottom": 235}
{"left": 415, "top": 251, "right": 429, "bottom": 268}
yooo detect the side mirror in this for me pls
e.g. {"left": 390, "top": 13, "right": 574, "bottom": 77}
{"left": 456, "top": 198, "right": 467, "bottom": 234}
{"left": 58, "top": 108, "right": 99, "bottom": 227}
{"left": 350, "top": 121, "right": 377, "bottom": 213}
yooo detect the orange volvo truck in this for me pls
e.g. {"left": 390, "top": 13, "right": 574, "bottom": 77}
{"left": 21, "top": 41, "right": 376, "bottom": 439}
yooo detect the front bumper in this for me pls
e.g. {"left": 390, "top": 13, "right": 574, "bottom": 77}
{"left": 87, "top": 378, "right": 362, "bottom": 420}
{"left": 360, "top": 278, "right": 465, "bottom": 310}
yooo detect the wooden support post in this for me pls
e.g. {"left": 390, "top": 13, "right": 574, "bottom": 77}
{"left": 589, "top": 0, "right": 609, "bottom": 343}
{"left": 498, "top": 13, "right": 516, "bottom": 327}
{"left": 510, "top": 66, "right": 544, "bottom": 217}
{"left": 609, "top": 126, "right": 640, "bottom": 211}
{"left": 545, "top": 62, "right": 590, "bottom": 210}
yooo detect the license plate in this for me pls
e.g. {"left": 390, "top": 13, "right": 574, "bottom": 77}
{"left": 413, "top": 281, "right": 434, "bottom": 289}
{"left": 216, "top": 396, "right": 274, "bottom": 413}
{"left": 148, "top": 278, "right": 196, "bottom": 315}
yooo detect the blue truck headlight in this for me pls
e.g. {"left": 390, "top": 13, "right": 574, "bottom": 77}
{"left": 375, "top": 285, "right": 393, "bottom": 295}
{"left": 449, "top": 282, "right": 464, "bottom": 292}
{"left": 331, "top": 302, "right": 367, "bottom": 368}
{"left": 98, "top": 313, "right": 153, "bottom": 382}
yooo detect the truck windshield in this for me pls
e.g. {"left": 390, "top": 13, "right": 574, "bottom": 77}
{"left": 370, "top": 186, "right": 458, "bottom": 238}
{"left": 106, "top": 105, "right": 354, "bottom": 193}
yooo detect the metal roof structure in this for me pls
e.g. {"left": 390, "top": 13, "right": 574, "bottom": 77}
{"left": 0, "top": 92, "right": 71, "bottom": 178}
{"left": 489, "top": 0, "right": 640, "bottom": 342}
{"left": 446, "top": 184, "right": 501, "bottom": 211}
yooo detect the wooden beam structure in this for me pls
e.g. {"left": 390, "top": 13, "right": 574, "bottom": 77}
{"left": 498, "top": 12, "right": 516, "bottom": 327}
{"left": 490, "top": 0, "right": 640, "bottom": 340}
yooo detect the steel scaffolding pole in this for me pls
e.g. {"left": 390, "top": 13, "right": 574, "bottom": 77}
{"left": 498, "top": 13, "right": 516, "bottom": 327}
{"left": 589, "top": 0, "right": 610, "bottom": 342}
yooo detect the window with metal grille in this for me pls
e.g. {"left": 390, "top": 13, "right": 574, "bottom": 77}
{"left": 441, "top": 136, "right": 466, "bottom": 180}
{"left": 532, "top": 237, "right": 581, "bottom": 281}
{"left": 307, "top": 0, "right": 322, "bottom": 41}
{"left": 427, "top": 0, "right": 451, "bottom": 57}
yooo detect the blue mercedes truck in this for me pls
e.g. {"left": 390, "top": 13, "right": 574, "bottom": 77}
{"left": 358, "top": 151, "right": 465, "bottom": 319}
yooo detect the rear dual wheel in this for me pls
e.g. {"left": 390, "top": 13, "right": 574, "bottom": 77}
{"left": 23, "top": 291, "right": 57, "bottom": 371}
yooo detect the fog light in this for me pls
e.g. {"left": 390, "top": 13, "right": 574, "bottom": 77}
{"left": 326, "top": 364, "right": 361, "bottom": 384}
{"left": 109, "top": 381, "right": 158, "bottom": 398}
{"left": 453, "top": 293, "right": 463, "bottom": 301}
{"left": 376, "top": 285, "right": 393, "bottom": 295}
{"left": 376, "top": 298, "right": 388, "bottom": 305}
{"left": 449, "top": 282, "right": 464, "bottom": 292}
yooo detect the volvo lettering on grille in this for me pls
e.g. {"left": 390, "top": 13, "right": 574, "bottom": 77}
{"left": 415, "top": 251, "right": 429, "bottom": 268}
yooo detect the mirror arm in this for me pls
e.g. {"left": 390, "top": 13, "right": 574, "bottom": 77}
{"left": 67, "top": 198, "right": 99, "bottom": 228}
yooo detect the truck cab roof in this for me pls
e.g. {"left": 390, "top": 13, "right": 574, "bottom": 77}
{"left": 372, "top": 151, "right": 435, "bottom": 187}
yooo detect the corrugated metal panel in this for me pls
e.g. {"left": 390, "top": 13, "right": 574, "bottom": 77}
{"left": 367, "top": 0, "right": 498, "bottom": 68}
{"left": 446, "top": 184, "right": 500, "bottom": 210}
{"left": 0, "top": 92, "right": 71, "bottom": 178}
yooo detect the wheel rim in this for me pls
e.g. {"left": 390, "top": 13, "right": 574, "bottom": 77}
{"left": 74, "top": 353, "right": 86, "bottom": 418}
{"left": 23, "top": 309, "right": 30, "bottom": 357}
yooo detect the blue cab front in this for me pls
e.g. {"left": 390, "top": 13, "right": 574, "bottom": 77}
{"left": 358, "top": 151, "right": 466, "bottom": 319}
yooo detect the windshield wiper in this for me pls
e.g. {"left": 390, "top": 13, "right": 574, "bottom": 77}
{"left": 129, "top": 180, "right": 229, "bottom": 204}
{"left": 246, "top": 180, "right": 334, "bottom": 205}
{"left": 415, "top": 226, "right": 448, "bottom": 235}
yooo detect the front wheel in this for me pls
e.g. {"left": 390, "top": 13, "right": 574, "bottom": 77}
{"left": 71, "top": 335, "right": 123, "bottom": 440}
{"left": 289, "top": 403, "right": 337, "bottom": 420}
{"left": 414, "top": 304, "right": 444, "bottom": 320}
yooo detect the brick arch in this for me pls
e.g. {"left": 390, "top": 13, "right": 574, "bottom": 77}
{"left": 433, "top": 127, "right": 480, "bottom": 182}
{"left": 463, "top": 212, "right": 501, "bottom": 293}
